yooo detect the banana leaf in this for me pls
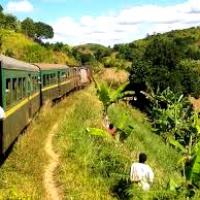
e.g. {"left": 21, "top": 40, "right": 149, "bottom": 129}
{"left": 86, "top": 128, "right": 108, "bottom": 137}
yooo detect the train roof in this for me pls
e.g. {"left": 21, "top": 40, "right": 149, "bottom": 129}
{"left": 34, "top": 63, "right": 69, "bottom": 70}
{"left": 0, "top": 55, "right": 39, "bottom": 71}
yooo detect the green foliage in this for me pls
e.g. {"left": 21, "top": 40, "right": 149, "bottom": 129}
{"left": 125, "top": 27, "right": 200, "bottom": 97}
{"left": 0, "top": 4, "right": 3, "bottom": 12}
{"left": 0, "top": 35, "right": 2, "bottom": 53}
{"left": 21, "top": 17, "right": 54, "bottom": 41}
{"left": 190, "top": 141, "right": 200, "bottom": 186}
{"left": 95, "top": 80, "right": 133, "bottom": 113}
{"left": 34, "top": 21, "right": 54, "bottom": 40}
{"left": 129, "top": 58, "right": 200, "bottom": 98}
{"left": 177, "top": 60, "right": 200, "bottom": 97}
{"left": 21, "top": 18, "right": 35, "bottom": 38}
{"left": 86, "top": 127, "right": 108, "bottom": 137}
{"left": 148, "top": 88, "right": 195, "bottom": 145}
{"left": 144, "top": 37, "right": 181, "bottom": 68}
{"left": 22, "top": 44, "right": 51, "bottom": 63}
{"left": 5, "top": 48, "right": 14, "bottom": 57}
{"left": 113, "top": 43, "right": 135, "bottom": 61}
{"left": 55, "top": 85, "right": 183, "bottom": 199}
{"left": 145, "top": 88, "right": 200, "bottom": 193}
{"left": 0, "top": 12, "right": 18, "bottom": 30}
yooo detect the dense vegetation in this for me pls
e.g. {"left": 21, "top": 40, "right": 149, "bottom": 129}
{"left": 112, "top": 28, "right": 200, "bottom": 198}
{"left": 55, "top": 85, "right": 188, "bottom": 200}
{"left": 1, "top": 1, "right": 200, "bottom": 198}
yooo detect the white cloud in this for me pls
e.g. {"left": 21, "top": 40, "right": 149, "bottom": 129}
{"left": 50, "top": 0, "right": 200, "bottom": 46}
{"left": 6, "top": 0, "right": 33, "bottom": 13}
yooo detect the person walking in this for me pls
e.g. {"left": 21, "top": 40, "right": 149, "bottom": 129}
{"left": 130, "top": 153, "right": 154, "bottom": 191}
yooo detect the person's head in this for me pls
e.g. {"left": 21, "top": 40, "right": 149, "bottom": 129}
{"left": 139, "top": 153, "right": 147, "bottom": 163}
{"left": 109, "top": 123, "right": 114, "bottom": 129}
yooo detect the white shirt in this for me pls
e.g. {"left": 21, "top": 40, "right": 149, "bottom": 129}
{"left": 0, "top": 106, "right": 5, "bottom": 120}
{"left": 130, "top": 162, "right": 154, "bottom": 191}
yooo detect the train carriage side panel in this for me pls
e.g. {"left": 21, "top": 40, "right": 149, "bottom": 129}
{"left": 40, "top": 70, "right": 59, "bottom": 102}
{"left": 59, "top": 68, "right": 73, "bottom": 96}
{"left": 34, "top": 64, "right": 70, "bottom": 102}
{"left": 0, "top": 55, "right": 40, "bottom": 154}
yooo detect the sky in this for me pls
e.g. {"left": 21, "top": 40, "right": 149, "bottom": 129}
{"left": 1, "top": 0, "right": 200, "bottom": 46}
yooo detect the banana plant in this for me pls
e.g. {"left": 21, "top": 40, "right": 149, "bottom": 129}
{"left": 86, "top": 127, "right": 108, "bottom": 137}
{"left": 95, "top": 80, "right": 134, "bottom": 115}
{"left": 168, "top": 134, "right": 200, "bottom": 187}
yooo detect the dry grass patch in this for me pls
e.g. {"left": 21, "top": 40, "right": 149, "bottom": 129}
{"left": 99, "top": 68, "right": 129, "bottom": 87}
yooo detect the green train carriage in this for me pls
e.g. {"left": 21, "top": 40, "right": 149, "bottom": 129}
{"left": 0, "top": 55, "right": 90, "bottom": 156}
{"left": 34, "top": 63, "right": 77, "bottom": 102}
{"left": 0, "top": 55, "right": 40, "bottom": 154}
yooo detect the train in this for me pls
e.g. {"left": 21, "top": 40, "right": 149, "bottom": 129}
{"left": 0, "top": 54, "right": 91, "bottom": 155}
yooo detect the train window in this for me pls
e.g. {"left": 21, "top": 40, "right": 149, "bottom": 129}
{"left": 47, "top": 74, "right": 50, "bottom": 86}
{"left": 35, "top": 76, "right": 38, "bottom": 91}
{"left": 43, "top": 74, "right": 46, "bottom": 87}
{"left": 27, "top": 75, "right": 32, "bottom": 95}
{"left": 32, "top": 76, "right": 37, "bottom": 92}
{"left": 31, "top": 77, "right": 34, "bottom": 92}
{"left": 50, "top": 74, "right": 53, "bottom": 84}
{"left": 17, "top": 78, "right": 23, "bottom": 100}
{"left": 66, "top": 71, "right": 68, "bottom": 79}
{"left": 22, "top": 78, "right": 26, "bottom": 97}
{"left": 12, "top": 78, "right": 18, "bottom": 102}
{"left": 61, "top": 72, "right": 65, "bottom": 82}
{"left": 6, "top": 79, "right": 11, "bottom": 107}
{"left": 53, "top": 73, "right": 56, "bottom": 84}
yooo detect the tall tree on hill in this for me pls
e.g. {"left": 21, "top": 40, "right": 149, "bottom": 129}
{"left": 144, "top": 37, "right": 180, "bottom": 70}
{"left": 21, "top": 18, "right": 35, "bottom": 38}
{"left": 0, "top": 4, "right": 3, "bottom": 12}
{"left": 35, "top": 22, "right": 54, "bottom": 41}
{"left": 4, "top": 14, "right": 18, "bottom": 30}
{"left": 0, "top": 12, "right": 18, "bottom": 30}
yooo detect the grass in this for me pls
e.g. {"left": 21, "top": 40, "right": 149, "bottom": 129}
{"left": 0, "top": 29, "right": 77, "bottom": 65}
{"left": 98, "top": 68, "right": 129, "bottom": 87}
{"left": 55, "top": 86, "right": 116, "bottom": 199}
{"left": 0, "top": 96, "right": 78, "bottom": 199}
{"left": 55, "top": 84, "right": 186, "bottom": 200}
{"left": 108, "top": 103, "right": 184, "bottom": 198}
{"left": 0, "top": 83, "right": 194, "bottom": 199}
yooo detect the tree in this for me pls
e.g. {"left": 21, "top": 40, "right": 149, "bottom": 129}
{"left": 35, "top": 22, "right": 54, "bottom": 40}
{"left": 0, "top": 12, "right": 18, "bottom": 30}
{"left": 144, "top": 37, "right": 180, "bottom": 70}
{"left": 95, "top": 80, "right": 134, "bottom": 115}
{"left": 0, "top": 12, "right": 5, "bottom": 28}
{"left": 79, "top": 53, "right": 95, "bottom": 64}
{"left": 21, "top": 18, "right": 35, "bottom": 38}
{"left": 0, "top": 36, "right": 2, "bottom": 53}
{"left": 114, "top": 44, "right": 134, "bottom": 61}
{"left": 0, "top": 4, "right": 3, "bottom": 12}
{"left": 4, "top": 14, "right": 17, "bottom": 30}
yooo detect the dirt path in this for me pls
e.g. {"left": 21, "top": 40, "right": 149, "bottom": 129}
{"left": 43, "top": 123, "right": 62, "bottom": 200}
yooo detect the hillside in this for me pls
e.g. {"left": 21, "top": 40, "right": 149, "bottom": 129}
{"left": 0, "top": 29, "right": 78, "bottom": 65}
{"left": 113, "top": 26, "right": 200, "bottom": 64}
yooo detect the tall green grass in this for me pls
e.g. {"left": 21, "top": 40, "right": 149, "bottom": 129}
{"left": 0, "top": 84, "right": 195, "bottom": 199}
{"left": 56, "top": 85, "right": 187, "bottom": 200}
{"left": 0, "top": 98, "right": 76, "bottom": 199}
